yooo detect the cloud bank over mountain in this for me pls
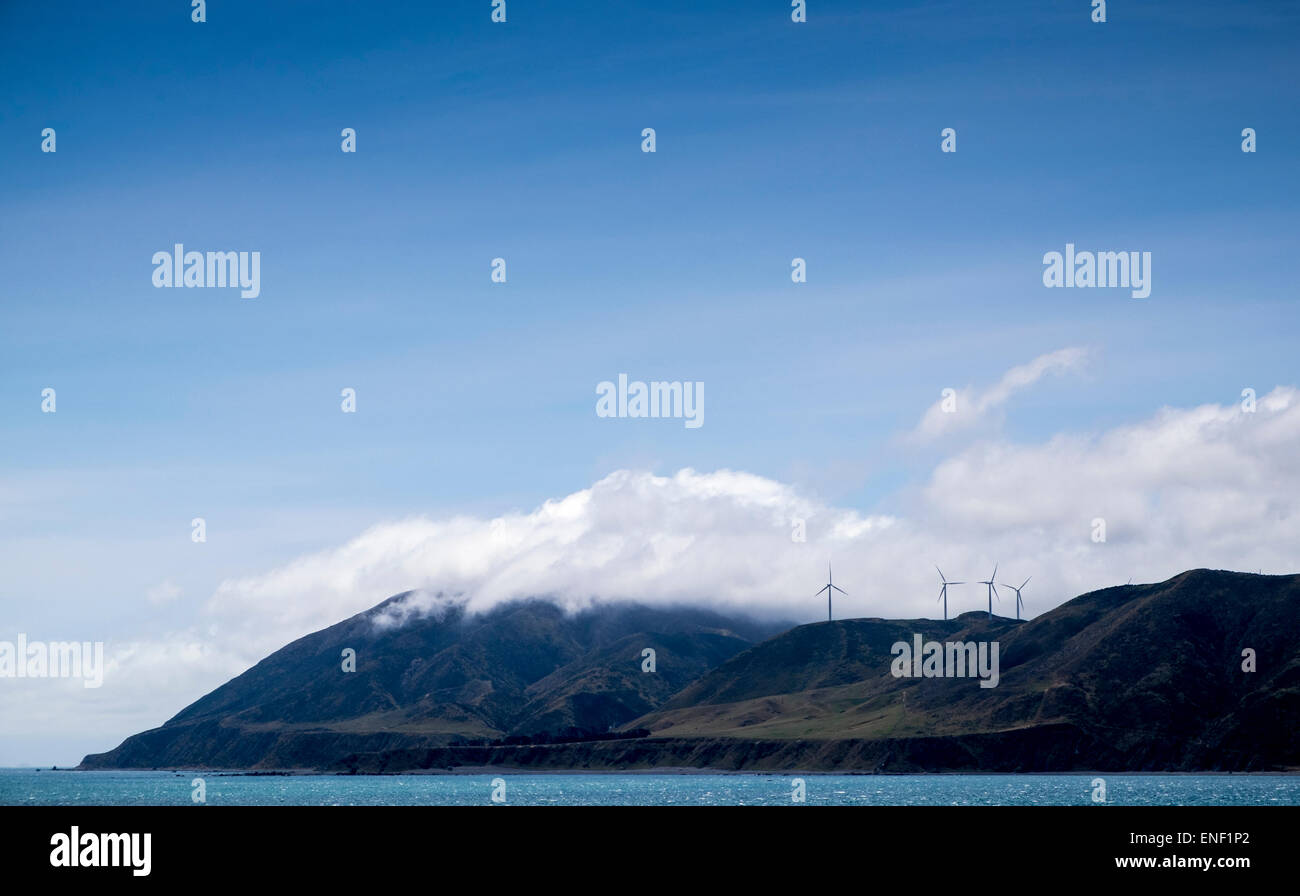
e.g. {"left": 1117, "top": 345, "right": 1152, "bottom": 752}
{"left": 8, "top": 372, "right": 1297, "bottom": 765}
{"left": 185, "top": 378, "right": 1299, "bottom": 685}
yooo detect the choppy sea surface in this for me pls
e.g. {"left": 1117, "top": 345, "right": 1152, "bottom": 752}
{"left": 2, "top": 769, "right": 1296, "bottom": 806}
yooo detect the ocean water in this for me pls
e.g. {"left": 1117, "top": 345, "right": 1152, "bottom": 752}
{"left": 2, "top": 769, "right": 1297, "bottom": 806}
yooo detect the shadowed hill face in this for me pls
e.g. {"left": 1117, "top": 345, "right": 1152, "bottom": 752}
{"left": 637, "top": 613, "right": 1022, "bottom": 740}
{"left": 657, "top": 613, "right": 1014, "bottom": 710}
{"left": 182, "top": 598, "right": 786, "bottom": 734}
{"left": 1028, "top": 570, "right": 1300, "bottom": 764}
{"left": 513, "top": 630, "right": 759, "bottom": 736}
{"left": 81, "top": 598, "right": 787, "bottom": 769}
{"left": 632, "top": 570, "right": 1300, "bottom": 769}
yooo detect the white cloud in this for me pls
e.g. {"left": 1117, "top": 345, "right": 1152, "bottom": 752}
{"left": 202, "top": 468, "right": 869, "bottom": 645}
{"left": 145, "top": 580, "right": 182, "bottom": 606}
{"left": 913, "top": 346, "right": 1090, "bottom": 440}
{"left": 199, "top": 384, "right": 1298, "bottom": 648}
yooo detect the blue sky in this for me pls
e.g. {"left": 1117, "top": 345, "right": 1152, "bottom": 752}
{"left": 1, "top": 0, "right": 1299, "bottom": 763}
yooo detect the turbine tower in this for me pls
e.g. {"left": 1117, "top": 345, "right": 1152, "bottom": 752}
{"left": 979, "top": 563, "right": 1000, "bottom": 620}
{"left": 1000, "top": 576, "right": 1030, "bottom": 621}
{"left": 816, "top": 563, "right": 847, "bottom": 622}
{"left": 935, "top": 566, "right": 964, "bottom": 621}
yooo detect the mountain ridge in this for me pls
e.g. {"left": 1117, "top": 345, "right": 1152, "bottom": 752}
{"left": 81, "top": 598, "right": 787, "bottom": 769}
{"left": 80, "top": 569, "right": 1300, "bottom": 772}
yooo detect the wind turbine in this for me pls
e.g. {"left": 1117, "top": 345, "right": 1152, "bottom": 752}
{"left": 816, "top": 563, "right": 847, "bottom": 622}
{"left": 979, "top": 563, "right": 1000, "bottom": 620}
{"left": 935, "top": 566, "right": 964, "bottom": 621}
{"left": 1000, "top": 576, "right": 1030, "bottom": 621}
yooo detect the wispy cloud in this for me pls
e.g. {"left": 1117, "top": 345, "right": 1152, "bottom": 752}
{"left": 145, "top": 580, "right": 182, "bottom": 606}
{"left": 912, "top": 346, "right": 1090, "bottom": 441}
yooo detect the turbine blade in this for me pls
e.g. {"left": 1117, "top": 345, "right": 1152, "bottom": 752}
{"left": 831, "top": 585, "right": 847, "bottom": 595}
{"left": 936, "top": 565, "right": 945, "bottom": 581}
{"left": 1021, "top": 576, "right": 1031, "bottom": 588}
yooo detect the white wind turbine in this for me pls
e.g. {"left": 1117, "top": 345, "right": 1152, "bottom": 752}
{"left": 816, "top": 563, "right": 847, "bottom": 622}
{"left": 979, "top": 563, "right": 1000, "bottom": 620}
{"left": 935, "top": 566, "right": 964, "bottom": 621}
{"left": 1000, "top": 576, "right": 1030, "bottom": 621}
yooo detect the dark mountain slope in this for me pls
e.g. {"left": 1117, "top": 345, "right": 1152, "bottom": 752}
{"left": 630, "top": 570, "right": 1300, "bottom": 770}
{"left": 80, "top": 597, "right": 784, "bottom": 769}
{"left": 515, "top": 630, "right": 755, "bottom": 735}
